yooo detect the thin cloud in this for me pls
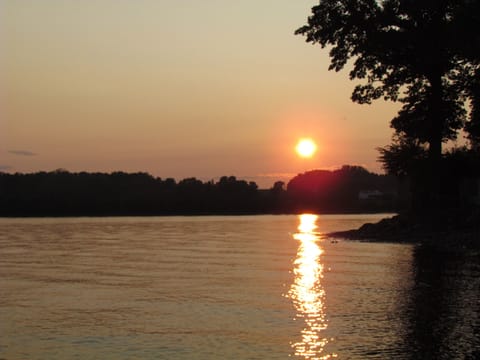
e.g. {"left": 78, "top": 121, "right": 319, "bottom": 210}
{"left": 254, "top": 172, "right": 298, "bottom": 179}
{"left": 8, "top": 150, "right": 37, "bottom": 156}
{"left": 0, "top": 165, "right": 13, "bottom": 171}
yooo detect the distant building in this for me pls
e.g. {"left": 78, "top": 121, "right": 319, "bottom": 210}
{"left": 358, "top": 190, "right": 383, "bottom": 200}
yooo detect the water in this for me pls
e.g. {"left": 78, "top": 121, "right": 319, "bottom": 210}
{"left": 0, "top": 214, "right": 478, "bottom": 359}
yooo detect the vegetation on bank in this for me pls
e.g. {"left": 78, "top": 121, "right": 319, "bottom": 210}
{"left": 0, "top": 166, "right": 396, "bottom": 216}
{"left": 329, "top": 211, "right": 480, "bottom": 249}
{"left": 295, "top": 1, "right": 480, "bottom": 246}
{"left": 297, "top": 0, "right": 480, "bottom": 210}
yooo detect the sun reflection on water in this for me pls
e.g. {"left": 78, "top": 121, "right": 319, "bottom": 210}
{"left": 288, "top": 214, "right": 336, "bottom": 359}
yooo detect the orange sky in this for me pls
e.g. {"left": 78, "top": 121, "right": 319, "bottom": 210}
{"left": 1, "top": 0, "right": 400, "bottom": 188}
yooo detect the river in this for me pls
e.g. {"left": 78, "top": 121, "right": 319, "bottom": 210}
{"left": 0, "top": 214, "right": 478, "bottom": 359}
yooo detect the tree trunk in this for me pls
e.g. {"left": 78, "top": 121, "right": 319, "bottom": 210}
{"left": 467, "top": 68, "right": 480, "bottom": 151}
{"left": 426, "top": 73, "right": 444, "bottom": 210}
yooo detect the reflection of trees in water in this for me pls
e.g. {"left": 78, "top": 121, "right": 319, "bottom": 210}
{"left": 404, "top": 246, "right": 480, "bottom": 359}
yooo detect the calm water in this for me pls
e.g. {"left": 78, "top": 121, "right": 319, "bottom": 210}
{"left": 0, "top": 214, "right": 478, "bottom": 359}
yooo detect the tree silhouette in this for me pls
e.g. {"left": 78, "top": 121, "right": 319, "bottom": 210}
{"left": 377, "top": 135, "right": 428, "bottom": 177}
{"left": 296, "top": 0, "right": 480, "bottom": 208}
{"left": 287, "top": 166, "right": 397, "bottom": 212}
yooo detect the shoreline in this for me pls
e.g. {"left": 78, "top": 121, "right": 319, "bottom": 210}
{"left": 327, "top": 212, "right": 480, "bottom": 253}
{"left": 0, "top": 211, "right": 396, "bottom": 218}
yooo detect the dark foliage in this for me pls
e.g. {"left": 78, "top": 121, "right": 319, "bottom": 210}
{"left": 287, "top": 165, "right": 397, "bottom": 213}
{"left": 296, "top": 0, "right": 479, "bottom": 156}
{"left": 0, "top": 171, "right": 261, "bottom": 216}
{"left": 377, "top": 135, "right": 428, "bottom": 177}
{"left": 297, "top": 0, "right": 480, "bottom": 209}
{"left": 0, "top": 167, "right": 397, "bottom": 216}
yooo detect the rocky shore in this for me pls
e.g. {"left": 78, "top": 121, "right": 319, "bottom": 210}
{"left": 328, "top": 210, "right": 480, "bottom": 253}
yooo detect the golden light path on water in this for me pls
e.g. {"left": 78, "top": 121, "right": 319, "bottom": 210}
{"left": 288, "top": 214, "right": 337, "bottom": 359}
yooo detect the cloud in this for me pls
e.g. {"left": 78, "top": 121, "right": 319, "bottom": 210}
{"left": 8, "top": 150, "right": 37, "bottom": 156}
{"left": 254, "top": 172, "right": 298, "bottom": 179}
{"left": 0, "top": 165, "right": 13, "bottom": 171}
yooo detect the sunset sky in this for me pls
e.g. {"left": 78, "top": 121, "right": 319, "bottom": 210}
{"left": 1, "top": 0, "right": 400, "bottom": 188}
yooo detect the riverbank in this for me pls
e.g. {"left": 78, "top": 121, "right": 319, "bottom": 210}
{"left": 328, "top": 210, "right": 480, "bottom": 252}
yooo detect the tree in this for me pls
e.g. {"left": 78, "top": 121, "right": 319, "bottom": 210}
{"left": 296, "top": 0, "right": 480, "bottom": 206}
{"left": 377, "top": 135, "right": 427, "bottom": 177}
{"left": 451, "top": 0, "right": 480, "bottom": 150}
{"left": 286, "top": 166, "right": 396, "bottom": 212}
{"left": 462, "top": 66, "right": 480, "bottom": 150}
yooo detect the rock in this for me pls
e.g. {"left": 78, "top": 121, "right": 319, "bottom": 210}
{"left": 326, "top": 211, "right": 480, "bottom": 252}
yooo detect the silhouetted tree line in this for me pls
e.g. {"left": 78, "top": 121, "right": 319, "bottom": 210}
{"left": 286, "top": 165, "right": 397, "bottom": 213}
{"left": 0, "top": 166, "right": 397, "bottom": 216}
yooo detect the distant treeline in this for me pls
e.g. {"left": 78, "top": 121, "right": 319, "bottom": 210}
{"left": 0, "top": 166, "right": 398, "bottom": 216}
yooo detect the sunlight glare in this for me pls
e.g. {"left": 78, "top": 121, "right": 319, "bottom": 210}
{"left": 287, "top": 214, "right": 337, "bottom": 359}
{"left": 296, "top": 138, "right": 317, "bottom": 158}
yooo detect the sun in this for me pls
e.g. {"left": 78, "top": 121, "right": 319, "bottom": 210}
{"left": 295, "top": 138, "right": 317, "bottom": 158}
